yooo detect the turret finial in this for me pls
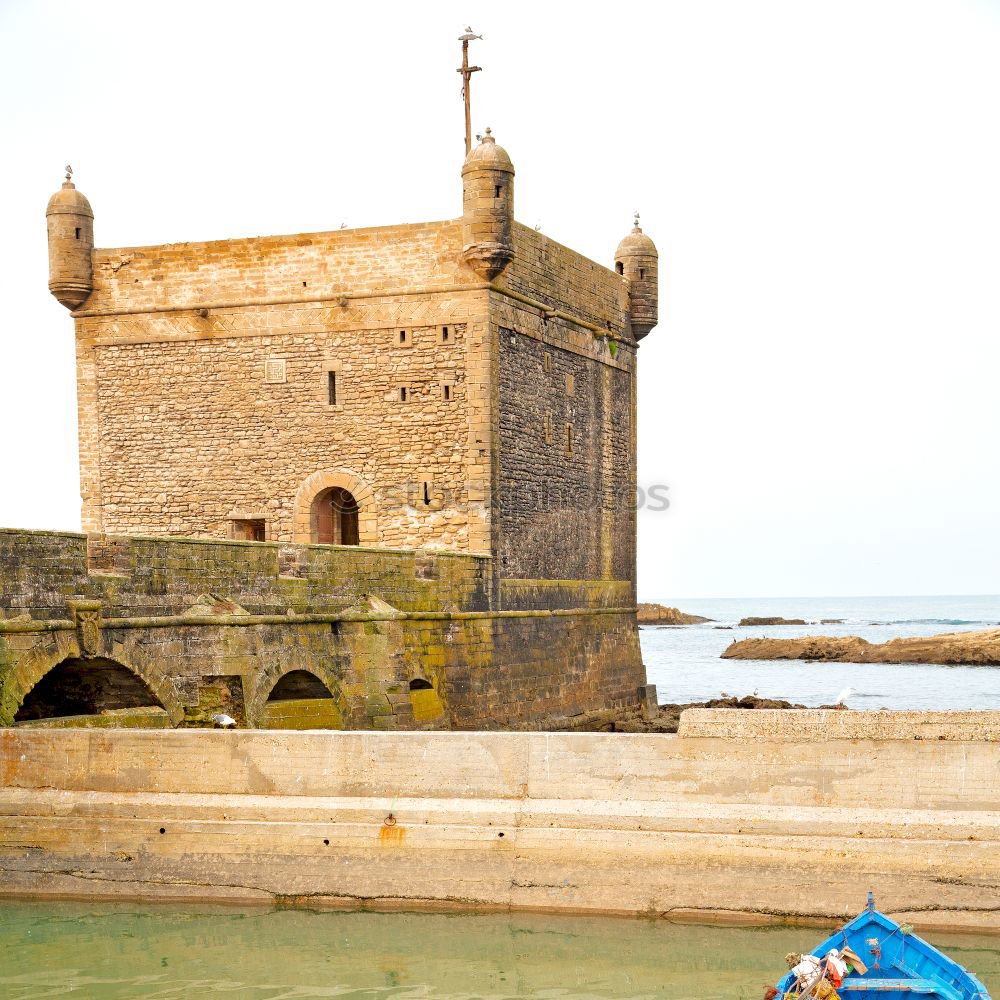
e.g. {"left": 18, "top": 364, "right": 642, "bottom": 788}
{"left": 633, "top": 210, "right": 641, "bottom": 231}
{"left": 64, "top": 164, "right": 73, "bottom": 184}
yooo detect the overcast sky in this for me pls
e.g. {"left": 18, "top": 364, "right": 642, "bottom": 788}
{"left": 1, "top": 0, "right": 997, "bottom": 600}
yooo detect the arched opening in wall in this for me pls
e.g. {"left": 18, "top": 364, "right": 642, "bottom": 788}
{"left": 14, "top": 657, "right": 168, "bottom": 728}
{"left": 263, "top": 670, "right": 344, "bottom": 730}
{"left": 310, "top": 487, "right": 360, "bottom": 545}
{"left": 408, "top": 677, "right": 445, "bottom": 725}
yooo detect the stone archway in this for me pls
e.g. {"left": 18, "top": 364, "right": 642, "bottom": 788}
{"left": 292, "top": 469, "right": 377, "bottom": 546}
{"left": 1, "top": 634, "right": 184, "bottom": 727}
{"left": 246, "top": 660, "right": 348, "bottom": 730}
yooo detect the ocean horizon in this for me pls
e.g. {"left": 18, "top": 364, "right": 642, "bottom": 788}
{"left": 639, "top": 593, "right": 1000, "bottom": 711}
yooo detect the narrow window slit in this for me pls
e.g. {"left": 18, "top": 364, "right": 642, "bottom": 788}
{"left": 327, "top": 371, "right": 337, "bottom": 406}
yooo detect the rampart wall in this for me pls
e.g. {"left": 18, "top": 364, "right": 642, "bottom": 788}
{"left": 1, "top": 710, "right": 997, "bottom": 932}
{"left": 0, "top": 528, "right": 643, "bottom": 730}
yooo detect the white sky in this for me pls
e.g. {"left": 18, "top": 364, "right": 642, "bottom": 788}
{"left": 1, "top": 0, "right": 998, "bottom": 600}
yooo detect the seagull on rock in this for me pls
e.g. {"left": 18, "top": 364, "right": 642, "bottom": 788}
{"left": 211, "top": 713, "right": 237, "bottom": 728}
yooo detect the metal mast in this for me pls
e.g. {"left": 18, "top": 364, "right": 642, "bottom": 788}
{"left": 457, "top": 28, "right": 482, "bottom": 155}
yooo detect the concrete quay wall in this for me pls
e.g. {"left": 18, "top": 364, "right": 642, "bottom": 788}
{"left": 1, "top": 710, "right": 998, "bottom": 932}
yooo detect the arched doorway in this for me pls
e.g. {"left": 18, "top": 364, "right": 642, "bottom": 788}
{"left": 310, "top": 487, "right": 359, "bottom": 545}
{"left": 262, "top": 669, "right": 344, "bottom": 730}
{"left": 14, "top": 656, "right": 169, "bottom": 727}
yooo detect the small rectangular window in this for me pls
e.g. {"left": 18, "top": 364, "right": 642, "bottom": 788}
{"left": 441, "top": 326, "right": 450, "bottom": 342}
{"left": 544, "top": 414, "right": 552, "bottom": 444}
{"left": 232, "top": 519, "right": 266, "bottom": 542}
{"left": 566, "top": 424, "right": 573, "bottom": 455}
{"left": 327, "top": 371, "right": 337, "bottom": 406}
{"left": 399, "top": 386, "right": 408, "bottom": 402}
{"left": 565, "top": 372, "right": 575, "bottom": 396}
{"left": 423, "top": 481, "right": 431, "bottom": 505}
{"left": 399, "top": 330, "right": 407, "bottom": 344}
{"left": 75, "top": 227, "right": 81, "bottom": 240}
{"left": 495, "top": 185, "right": 502, "bottom": 198}
{"left": 442, "top": 383, "right": 452, "bottom": 401}
{"left": 544, "top": 352, "right": 551, "bottom": 372}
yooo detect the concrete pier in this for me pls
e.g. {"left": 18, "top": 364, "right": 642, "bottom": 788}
{"left": 1, "top": 709, "right": 998, "bottom": 933}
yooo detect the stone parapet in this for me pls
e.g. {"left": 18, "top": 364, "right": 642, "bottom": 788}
{"left": 678, "top": 708, "right": 1000, "bottom": 742}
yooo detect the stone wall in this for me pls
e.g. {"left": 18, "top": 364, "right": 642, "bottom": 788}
{"left": 85, "top": 222, "right": 478, "bottom": 314}
{"left": 0, "top": 529, "right": 643, "bottom": 731}
{"left": 87, "top": 316, "right": 474, "bottom": 547}
{"left": 1, "top": 712, "right": 997, "bottom": 932}
{"left": 497, "top": 327, "right": 633, "bottom": 582}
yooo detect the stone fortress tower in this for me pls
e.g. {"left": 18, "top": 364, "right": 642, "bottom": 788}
{"left": 44, "top": 138, "right": 658, "bottom": 577}
{"left": 14, "top": 55, "right": 659, "bottom": 732}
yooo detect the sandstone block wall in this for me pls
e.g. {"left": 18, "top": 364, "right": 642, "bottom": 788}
{"left": 497, "top": 327, "right": 632, "bottom": 582}
{"left": 1, "top": 712, "right": 997, "bottom": 932}
{"left": 71, "top": 216, "right": 637, "bottom": 592}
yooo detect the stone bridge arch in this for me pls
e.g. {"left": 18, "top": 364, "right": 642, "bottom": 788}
{"left": 0, "top": 632, "right": 184, "bottom": 727}
{"left": 292, "top": 468, "right": 377, "bottom": 545}
{"left": 246, "top": 658, "right": 349, "bottom": 729}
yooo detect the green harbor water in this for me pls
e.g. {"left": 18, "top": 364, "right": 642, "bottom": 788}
{"left": 1, "top": 902, "right": 999, "bottom": 999}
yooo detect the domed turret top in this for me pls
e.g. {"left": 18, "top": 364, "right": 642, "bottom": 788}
{"left": 462, "top": 128, "right": 514, "bottom": 174}
{"left": 46, "top": 165, "right": 93, "bottom": 218}
{"left": 615, "top": 212, "right": 656, "bottom": 258}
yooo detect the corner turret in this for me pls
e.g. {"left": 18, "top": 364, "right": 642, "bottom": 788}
{"left": 461, "top": 128, "right": 514, "bottom": 281}
{"left": 46, "top": 166, "right": 94, "bottom": 310}
{"left": 615, "top": 214, "right": 658, "bottom": 340}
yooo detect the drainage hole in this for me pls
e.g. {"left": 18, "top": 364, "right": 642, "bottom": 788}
{"left": 498, "top": 832, "right": 505, "bottom": 838}
{"left": 323, "top": 839, "right": 330, "bottom": 846}
{"left": 159, "top": 827, "right": 166, "bottom": 835}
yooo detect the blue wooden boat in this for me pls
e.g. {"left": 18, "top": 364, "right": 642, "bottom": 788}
{"left": 773, "top": 893, "right": 990, "bottom": 999}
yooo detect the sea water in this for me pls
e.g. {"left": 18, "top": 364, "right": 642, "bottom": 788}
{"left": 640, "top": 594, "right": 1000, "bottom": 710}
{"left": 1, "top": 901, "right": 998, "bottom": 999}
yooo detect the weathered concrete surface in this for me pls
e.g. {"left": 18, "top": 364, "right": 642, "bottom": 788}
{"left": 1, "top": 712, "right": 999, "bottom": 932}
{"left": 723, "top": 628, "right": 1000, "bottom": 665}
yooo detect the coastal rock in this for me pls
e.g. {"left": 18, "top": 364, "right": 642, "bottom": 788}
{"left": 738, "top": 616, "right": 807, "bottom": 626}
{"left": 721, "top": 628, "right": 1000, "bottom": 666}
{"left": 554, "top": 695, "right": 841, "bottom": 734}
{"left": 636, "top": 603, "right": 712, "bottom": 625}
